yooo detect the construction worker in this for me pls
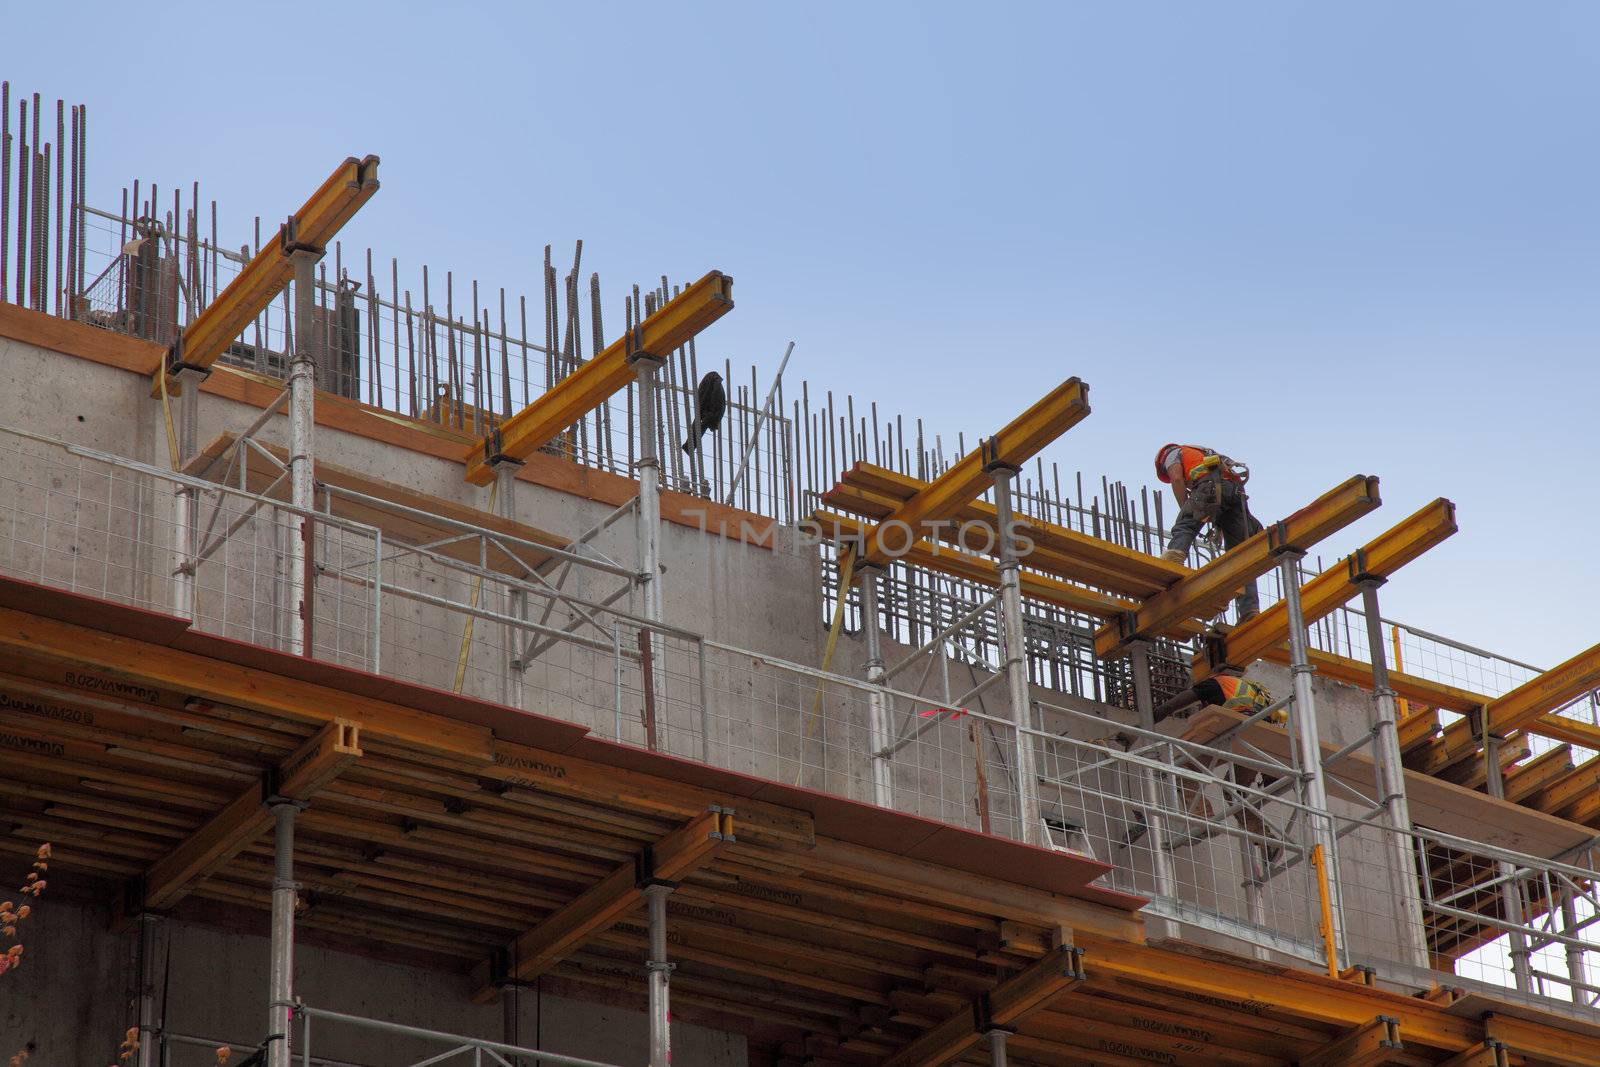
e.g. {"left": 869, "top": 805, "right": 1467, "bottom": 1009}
{"left": 1153, "top": 674, "right": 1277, "bottom": 726}
{"left": 1154, "top": 443, "right": 1262, "bottom": 620}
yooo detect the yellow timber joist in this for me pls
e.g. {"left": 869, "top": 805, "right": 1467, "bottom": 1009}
{"left": 1093, "top": 474, "right": 1381, "bottom": 658}
{"left": 462, "top": 270, "right": 734, "bottom": 485}
{"left": 1193, "top": 498, "right": 1457, "bottom": 682}
{"left": 851, "top": 378, "right": 1091, "bottom": 568}
{"left": 152, "top": 155, "right": 381, "bottom": 394}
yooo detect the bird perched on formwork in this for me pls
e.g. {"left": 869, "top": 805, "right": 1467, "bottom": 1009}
{"left": 682, "top": 371, "right": 726, "bottom": 453}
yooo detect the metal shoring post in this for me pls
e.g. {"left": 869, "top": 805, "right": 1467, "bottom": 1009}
{"left": 986, "top": 1027, "right": 1011, "bottom": 1067}
{"left": 169, "top": 363, "right": 205, "bottom": 620}
{"left": 1128, "top": 640, "right": 1177, "bottom": 934}
{"left": 643, "top": 882, "right": 676, "bottom": 1067}
{"left": 135, "top": 913, "right": 161, "bottom": 1067}
{"left": 1277, "top": 548, "right": 1346, "bottom": 967}
{"left": 631, "top": 350, "right": 666, "bottom": 749}
{"left": 1356, "top": 578, "right": 1429, "bottom": 969}
{"left": 1483, "top": 733, "right": 1534, "bottom": 992}
{"left": 631, "top": 351, "right": 666, "bottom": 625}
{"left": 285, "top": 247, "right": 320, "bottom": 656}
{"left": 858, "top": 563, "right": 894, "bottom": 808}
{"left": 989, "top": 463, "right": 1042, "bottom": 845}
{"left": 1560, "top": 887, "right": 1586, "bottom": 1004}
{"left": 267, "top": 799, "right": 305, "bottom": 1067}
{"left": 492, "top": 457, "right": 526, "bottom": 709}
{"left": 501, "top": 979, "right": 520, "bottom": 1066}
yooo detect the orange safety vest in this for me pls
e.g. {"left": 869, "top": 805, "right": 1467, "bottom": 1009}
{"left": 1214, "top": 675, "right": 1273, "bottom": 715}
{"left": 1156, "top": 445, "right": 1244, "bottom": 486}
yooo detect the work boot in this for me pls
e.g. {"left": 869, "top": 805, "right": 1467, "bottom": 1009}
{"left": 1160, "top": 548, "right": 1185, "bottom": 563}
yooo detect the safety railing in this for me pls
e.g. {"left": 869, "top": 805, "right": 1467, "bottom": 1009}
{"left": 4, "top": 421, "right": 1598, "bottom": 1014}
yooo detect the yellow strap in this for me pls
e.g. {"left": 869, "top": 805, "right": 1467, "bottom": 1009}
{"left": 156, "top": 367, "right": 181, "bottom": 472}
{"left": 795, "top": 546, "right": 856, "bottom": 783}
{"left": 453, "top": 478, "right": 500, "bottom": 693}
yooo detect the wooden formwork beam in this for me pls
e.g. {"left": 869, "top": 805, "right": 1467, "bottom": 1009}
{"left": 1095, "top": 474, "right": 1380, "bottom": 658}
{"left": 138, "top": 718, "right": 362, "bottom": 912}
{"left": 470, "top": 808, "right": 734, "bottom": 1003}
{"left": 462, "top": 270, "right": 733, "bottom": 485}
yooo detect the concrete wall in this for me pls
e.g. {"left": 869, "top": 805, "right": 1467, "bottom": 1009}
{"left": 0, "top": 329, "right": 1436, "bottom": 1030}
{"left": 0, "top": 895, "right": 744, "bottom": 1066}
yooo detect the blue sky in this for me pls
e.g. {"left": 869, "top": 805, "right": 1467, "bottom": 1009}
{"left": 8, "top": 2, "right": 1597, "bottom": 669}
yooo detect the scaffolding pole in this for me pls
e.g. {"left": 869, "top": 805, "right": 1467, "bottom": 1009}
{"left": 989, "top": 464, "right": 1041, "bottom": 845}
{"left": 267, "top": 801, "right": 301, "bottom": 1067}
{"left": 858, "top": 564, "right": 894, "bottom": 808}
{"left": 286, "top": 249, "right": 320, "bottom": 656}
{"left": 1277, "top": 549, "right": 1346, "bottom": 967}
{"left": 169, "top": 366, "right": 203, "bottom": 621}
{"left": 1356, "top": 578, "right": 1430, "bottom": 969}
{"left": 1483, "top": 733, "right": 1534, "bottom": 993}
{"left": 1129, "top": 640, "right": 1177, "bottom": 938}
{"left": 631, "top": 353, "right": 664, "bottom": 625}
{"left": 494, "top": 458, "right": 526, "bottom": 710}
{"left": 644, "top": 883, "right": 674, "bottom": 1067}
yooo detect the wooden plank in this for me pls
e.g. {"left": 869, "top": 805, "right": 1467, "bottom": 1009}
{"left": 1095, "top": 475, "right": 1380, "bottom": 657}
{"left": 469, "top": 809, "right": 733, "bottom": 1002}
{"left": 1484, "top": 1011, "right": 1600, "bottom": 1067}
{"left": 464, "top": 271, "right": 733, "bottom": 484}
{"left": 0, "top": 604, "right": 491, "bottom": 761}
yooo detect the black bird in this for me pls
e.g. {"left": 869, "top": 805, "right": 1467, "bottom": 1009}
{"left": 682, "top": 371, "right": 726, "bottom": 454}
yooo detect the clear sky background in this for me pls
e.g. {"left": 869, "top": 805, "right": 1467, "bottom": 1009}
{"left": 7, "top": 2, "right": 1596, "bottom": 669}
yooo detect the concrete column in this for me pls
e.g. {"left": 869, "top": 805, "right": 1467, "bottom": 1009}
{"left": 493, "top": 458, "right": 526, "bottom": 710}
{"left": 285, "top": 249, "right": 320, "bottom": 656}
{"left": 267, "top": 801, "right": 301, "bottom": 1067}
{"left": 1356, "top": 579, "right": 1429, "bottom": 969}
{"left": 857, "top": 565, "right": 894, "bottom": 808}
{"left": 1277, "top": 549, "right": 1346, "bottom": 966}
{"left": 988, "top": 464, "right": 1041, "bottom": 846}
{"left": 1483, "top": 734, "right": 1533, "bottom": 992}
{"left": 644, "top": 883, "right": 675, "bottom": 1067}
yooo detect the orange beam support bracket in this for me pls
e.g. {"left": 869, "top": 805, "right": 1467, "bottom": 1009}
{"left": 136, "top": 718, "right": 362, "bottom": 913}
{"left": 1094, "top": 474, "right": 1380, "bottom": 658}
{"left": 880, "top": 940, "right": 1087, "bottom": 1067}
{"left": 854, "top": 378, "right": 1090, "bottom": 567}
{"left": 1194, "top": 498, "right": 1457, "bottom": 682}
{"left": 463, "top": 271, "right": 734, "bottom": 485}
{"left": 469, "top": 808, "right": 734, "bottom": 1003}
{"left": 153, "top": 155, "right": 381, "bottom": 393}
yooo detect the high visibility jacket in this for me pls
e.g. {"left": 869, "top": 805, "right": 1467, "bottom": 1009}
{"left": 1213, "top": 675, "right": 1272, "bottom": 715}
{"left": 1156, "top": 444, "right": 1246, "bottom": 486}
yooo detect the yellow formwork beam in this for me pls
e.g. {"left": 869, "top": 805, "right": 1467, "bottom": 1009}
{"left": 853, "top": 379, "right": 1090, "bottom": 568}
{"left": 154, "top": 155, "right": 380, "bottom": 393}
{"left": 825, "top": 463, "right": 1185, "bottom": 599}
{"left": 811, "top": 510, "right": 1206, "bottom": 638}
{"left": 463, "top": 270, "right": 733, "bottom": 485}
{"left": 1094, "top": 475, "right": 1380, "bottom": 658}
{"left": 1193, "top": 498, "right": 1458, "bottom": 682}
